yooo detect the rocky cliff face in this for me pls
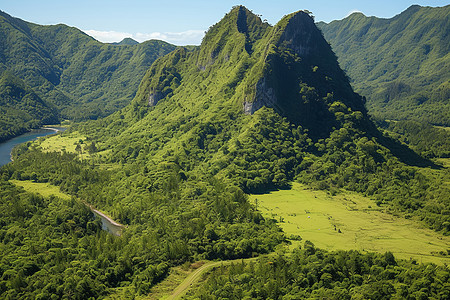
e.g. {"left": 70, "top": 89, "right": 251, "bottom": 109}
{"left": 277, "top": 11, "right": 319, "bottom": 57}
{"left": 243, "top": 78, "right": 277, "bottom": 114}
{"left": 148, "top": 92, "right": 164, "bottom": 106}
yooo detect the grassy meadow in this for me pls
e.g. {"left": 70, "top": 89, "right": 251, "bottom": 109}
{"left": 250, "top": 183, "right": 450, "bottom": 264}
{"left": 10, "top": 179, "right": 72, "bottom": 200}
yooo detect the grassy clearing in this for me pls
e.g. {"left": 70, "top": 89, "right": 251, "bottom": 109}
{"left": 38, "top": 131, "right": 91, "bottom": 160}
{"left": 144, "top": 264, "right": 195, "bottom": 300}
{"left": 10, "top": 179, "right": 71, "bottom": 200}
{"left": 250, "top": 183, "right": 450, "bottom": 264}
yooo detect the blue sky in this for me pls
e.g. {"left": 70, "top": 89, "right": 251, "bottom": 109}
{"left": 1, "top": 0, "right": 448, "bottom": 45}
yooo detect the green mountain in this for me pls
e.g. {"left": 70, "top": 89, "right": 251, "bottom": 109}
{"left": 0, "top": 71, "right": 58, "bottom": 142}
{"left": 318, "top": 5, "right": 450, "bottom": 125}
{"left": 1, "top": 6, "right": 449, "bottom": 299}
{"left": 111, "top": 37, "right": 139, "bottom": 45}
{"left": 0, "top": 10, "right": 176, "bottom": 123}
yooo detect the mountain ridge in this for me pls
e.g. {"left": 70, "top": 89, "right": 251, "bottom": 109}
{"left": 0, "top": 9, "right": 176, "bottom": 122}
{"left": 317, "top": 4, "right": 450, "bottom": 125}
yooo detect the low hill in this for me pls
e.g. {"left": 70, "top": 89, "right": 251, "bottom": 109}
{"left": 318, "top": 5, "right": 450, "bottom": 125}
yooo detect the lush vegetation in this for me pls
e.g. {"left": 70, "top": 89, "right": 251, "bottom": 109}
{"left": 1, "top": 5, "right": 449, "bottom": 298}
{"left": 186, "top": 244, "right": 450, "bottom": 299}
{"left": 0, "top": 179, "right": 108, "bottom": 299}
{"left": 251, "top": 183, "right": 450, "bottom": 264}
{"left": 0, "top": 9, "right": 176, "bottom": 139}
{"left": 318, "top": 5, "right": 450, "bottom": 125}
{"left": 0, "top": 71, "right": 57, "bottom": 142}
{"left": 381, "top": 120, "right": 450, "bottom": 159}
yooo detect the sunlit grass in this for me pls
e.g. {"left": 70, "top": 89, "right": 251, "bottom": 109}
{"left": 250, "top": 183, "right": 450, "bottom": 264}
{"left": 39, "top": 131, "right": 92, "bottom": 160}
{"left": 10, "top": 179, "right": 71, "bottom": 200}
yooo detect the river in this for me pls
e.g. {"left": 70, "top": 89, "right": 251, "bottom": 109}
{"left": 0, "top": 127, "right": 66, "bottom": 166}
{"left": 0, "top": 127, "right": 123, "bottom": 236}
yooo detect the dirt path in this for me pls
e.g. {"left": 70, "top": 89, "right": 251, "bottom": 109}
{"left": 167, "top": 257, "right": 259, "bottom": 300}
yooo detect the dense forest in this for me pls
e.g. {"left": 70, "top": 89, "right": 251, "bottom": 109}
{"left": 0, "top": 5, "right": 449, "bottom": 299}
{"left": 381, "top": 120, "right": 450, "bottom": 159}
{"left": 186, "top": 245, "right": 450, "bottom": 299}
{"left": 318, "top": 5, "right": 450, "bottom": 126}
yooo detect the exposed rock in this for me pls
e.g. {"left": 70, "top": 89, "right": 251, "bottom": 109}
{"left": 278, "top": 11, "right": 319, "bottom": 57}
{"left": 243, "top": 77, "right": 277, "bottom": 114}
{"left": 148, "top": 92, "right": 164, "bottom": 106}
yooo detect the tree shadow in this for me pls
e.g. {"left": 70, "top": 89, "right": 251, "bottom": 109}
{"left": 377, "top": 134, "right": 442, "bottom": 169}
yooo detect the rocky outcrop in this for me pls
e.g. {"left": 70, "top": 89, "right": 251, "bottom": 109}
{"left": 148, "top": 91, "right": 164, "bottom": 106}
{"left": 243, "top": 77, "right": 277, "bottom": 114}
{"left": 278, "top": 11, "right": 321, "bottom": 57}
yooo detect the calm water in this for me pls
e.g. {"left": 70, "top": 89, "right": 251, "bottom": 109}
{"left": 1, "top": 127, "right": 123, "bottom": 235}
{"left": 0, "top": 127, "right": 66, "bottom": 167}
{"left": 93, "top": 212, "right": 123, "bottom": 236}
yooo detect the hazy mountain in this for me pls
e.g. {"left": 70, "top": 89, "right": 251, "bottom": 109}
{"left": 318, "top": 5, "right": 450, "bottom": 125}
{"left": 0, "top": 10, "right": 176, "bottom": 123}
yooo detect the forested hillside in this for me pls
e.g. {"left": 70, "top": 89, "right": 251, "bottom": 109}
{"left": 318, "top": 5, "right": 450, "bottom": 125}
{"left": 0, "top": 10, "right": 176, "bottom": 122}
{"left": 1, "top": 6, "right": 449, "bottom": 298}
{"left": 186, "top": 247, "right": 450, "bottom": 299}
{"left": 0, "top": 71, "right": 58, "bottom": 142}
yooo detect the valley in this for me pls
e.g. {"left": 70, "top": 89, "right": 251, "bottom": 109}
{"left": 0, "top": 3, "right": 449, "bottom": 299}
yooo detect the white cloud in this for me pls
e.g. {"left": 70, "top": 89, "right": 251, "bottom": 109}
{"left": 83, "top": 30, "right": 132, "bottom": 43}
{"left": 82, "top": 29, "right": 205, "bottom": 45}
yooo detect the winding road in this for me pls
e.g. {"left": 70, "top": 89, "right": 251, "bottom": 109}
{"left": 167, "top": 257, "right": 259, "bottom": 299}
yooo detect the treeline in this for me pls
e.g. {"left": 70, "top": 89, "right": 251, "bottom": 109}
{"left": 186, "top": 242, "right": 450, "bottom": 299}
{"left": 73, "top": 99, "right": 450, "bottom": 236}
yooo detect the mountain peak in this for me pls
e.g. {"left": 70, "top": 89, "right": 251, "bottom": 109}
{"left": 199, "top": 6, "right": 269, "bottom": 57}
{"left": 111, "top": 37, "right": 139, "bottom": 45}
{"left": 275, "top": 10, "right": 325, "bottom": 57}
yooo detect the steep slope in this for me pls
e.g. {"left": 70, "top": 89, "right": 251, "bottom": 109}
{"left": 0, "top": 71, "right": 57, "bottom": 142}
{"left": 0, "top": 10, "right": 176, "bottom": 122}
{"left": 133, "top": 7, "right": 371, "bottom": 138}
{"left": 75, "top": 5, "right": 445, "bottom": 228}
{"left": 3, "top": 6, "right": 449, "bottom": 298}
{"left": 318, "top": 5, "right": 450, "bottom": 125}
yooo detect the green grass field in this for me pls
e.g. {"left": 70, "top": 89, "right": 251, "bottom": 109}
{"left": 38, "top": 131, "right": 115, "bottom": 163}
{"left": 250, "top": 183, "right": 450, "bottom": 264}
{"left": 10, "top": 179, "right": 72, "bottom": 200}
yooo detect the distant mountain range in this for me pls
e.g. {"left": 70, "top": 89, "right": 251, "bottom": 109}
{"left": 318, "top": 5, "right": 450, "bottom": 125}
{"left": 0, "top": 4, "right": 448, "bottom": 142}
{"left": 0, "top": 10, "right": 175, "bottom": 138}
